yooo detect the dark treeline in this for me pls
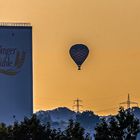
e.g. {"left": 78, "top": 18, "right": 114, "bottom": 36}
{"left": 0, "top": 108, "right": 139, "bottom": 140}
{"left": 0, "top": 115, "right": 91, "bottom": 140}
{"left": 94, "top": 107, "right": 140, "bottom": 140}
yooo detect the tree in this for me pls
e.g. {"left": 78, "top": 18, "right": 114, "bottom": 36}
{"left": 0, "top": 114, "right": 91, "bottom": 140}
{"left": 0, "top": 123, "right": 9, "bottom": 140}
{"left": 11, "top": 115, "right": 46, "bottom": 140}
{"left": 64, "top": 119, "right": 91, "bottom": 140}
{"left": 94, "top": 107, "right": 140, "bottom": 140}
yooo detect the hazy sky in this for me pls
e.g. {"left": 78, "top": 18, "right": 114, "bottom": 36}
{"left": 1, "top": 0, "right": 140, "bottom": 115}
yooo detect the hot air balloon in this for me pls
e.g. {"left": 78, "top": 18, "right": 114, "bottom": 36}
{"left": 69, "top": 44, "right": 89, "bottom": 70}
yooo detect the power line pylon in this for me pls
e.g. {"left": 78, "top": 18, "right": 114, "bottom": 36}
{"left": 73, "top": 98, "right": 83, "bottom": 113}
{"left": 120, "top": 94, "right": 139, "bottom": 109}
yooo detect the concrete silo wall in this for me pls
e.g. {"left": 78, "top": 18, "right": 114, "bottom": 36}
{"left": 0, "top": 24, "right": 33, "bottom": 124}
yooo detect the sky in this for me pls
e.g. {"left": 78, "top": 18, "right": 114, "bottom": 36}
{"left": 0, "top": 0, "right": 140, "bottom": 115}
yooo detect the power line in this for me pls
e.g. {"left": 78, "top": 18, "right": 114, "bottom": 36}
{"left": 95, "top": 107, "right": 118, "bottom": 113}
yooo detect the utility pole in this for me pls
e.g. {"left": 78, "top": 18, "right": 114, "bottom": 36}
{"left": 120, "top": 94, "right": 138, "bottom": 109}
{"left": 73, "top": 98, "right": 83, "bottom": 113}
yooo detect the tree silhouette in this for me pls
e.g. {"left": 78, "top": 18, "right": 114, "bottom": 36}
{"left": 0, "top": 123, "right": 9, "bottom": 140}
{"left": 94, "top": 107, "right": 140, "bottom": 140}
{"left": 0, "top": 114, "right": 91, "bottom": 140}
{"left": 64, "top": 119, "right": 91, "bottom": 140}
{"left": 11, "top": 115, "right": 46, "bottom": 140}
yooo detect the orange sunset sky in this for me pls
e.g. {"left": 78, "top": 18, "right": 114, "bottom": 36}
{"left": 1, "top": 0, "right": 140, "bottom": 115}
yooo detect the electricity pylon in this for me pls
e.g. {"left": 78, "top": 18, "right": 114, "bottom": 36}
{"left": 73, "top": 98, "right": 83, "bottom": 113}
{"left": 120, "top": 94, "right": 138, "bottom": 109}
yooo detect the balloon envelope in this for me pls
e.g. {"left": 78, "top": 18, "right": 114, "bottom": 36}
{"left": 69, "top": 44, "right": 89, "bottom": 70}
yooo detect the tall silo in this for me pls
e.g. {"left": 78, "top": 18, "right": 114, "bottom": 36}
{"left": 0, "top": 23, "right": 33, "bottom": 124}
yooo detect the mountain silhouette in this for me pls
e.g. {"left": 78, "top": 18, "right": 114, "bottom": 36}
{"left": 36, "top": 107, "right": 99, "bottom": 132}
{"left": 36, "top": 107, "right": 140, "bottom": 139}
